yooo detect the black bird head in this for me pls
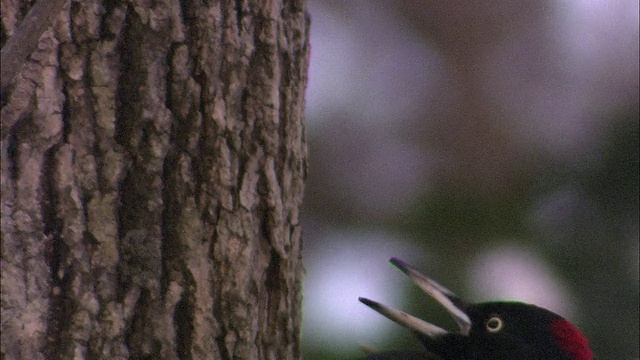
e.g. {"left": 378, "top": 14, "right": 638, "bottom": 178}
{"left": 359, "top": 258, "right": 593, "bottom": 360}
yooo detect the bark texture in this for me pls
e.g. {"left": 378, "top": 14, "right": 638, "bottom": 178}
{"left": 1, "top": 0, "right": 309, "bottom": 359}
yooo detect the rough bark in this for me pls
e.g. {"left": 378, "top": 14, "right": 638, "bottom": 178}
{"left": 1, "top": 0, "right": 309, "bottom": 359}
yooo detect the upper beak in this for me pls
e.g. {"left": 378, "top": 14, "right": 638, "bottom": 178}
{"left": 359, "top": 257, "right": 472, "bottom": 337}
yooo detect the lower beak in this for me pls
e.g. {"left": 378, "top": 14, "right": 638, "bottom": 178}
{"left": 359, "top": 257, "right": 472, "bottom": 338}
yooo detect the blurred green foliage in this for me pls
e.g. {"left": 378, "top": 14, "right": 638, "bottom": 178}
{"left": 391, "top": 108, "right": 640, "bottom": 359}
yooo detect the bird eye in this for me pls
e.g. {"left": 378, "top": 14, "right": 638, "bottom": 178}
{"left": 486, "top": 316, "right": 504, "bottom": 333}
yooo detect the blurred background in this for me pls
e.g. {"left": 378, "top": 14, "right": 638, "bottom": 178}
{"left": 300, "top": 0, "right": 638, "bottom": 359}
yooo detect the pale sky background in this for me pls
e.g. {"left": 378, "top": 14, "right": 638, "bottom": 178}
{"left": 301, "top": 0, "right": 638, "bottom": 358}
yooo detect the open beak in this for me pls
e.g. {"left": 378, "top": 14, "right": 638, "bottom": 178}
{"left": 359, "top": 257, "right": 472, "bottom": 337}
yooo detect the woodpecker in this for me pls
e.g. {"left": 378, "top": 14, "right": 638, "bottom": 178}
{"left": 359, "top": 258, "right": 593, "bottom": 360}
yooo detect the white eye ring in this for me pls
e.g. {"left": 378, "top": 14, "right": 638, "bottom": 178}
{"left": 486, "top": 316, "right": 504, "bottom": 333}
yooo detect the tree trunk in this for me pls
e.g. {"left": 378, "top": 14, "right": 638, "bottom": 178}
{"left": 1, "top": 0, "right": 309, "bottom": 359}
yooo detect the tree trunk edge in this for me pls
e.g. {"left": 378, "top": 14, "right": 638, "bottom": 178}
{"left": 1, "top": 0, "right": 310, "bottom": 359}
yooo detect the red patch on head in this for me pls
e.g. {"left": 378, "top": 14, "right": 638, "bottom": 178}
{"left": 550, "top": 319, "right": 593, "bottom": 360}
